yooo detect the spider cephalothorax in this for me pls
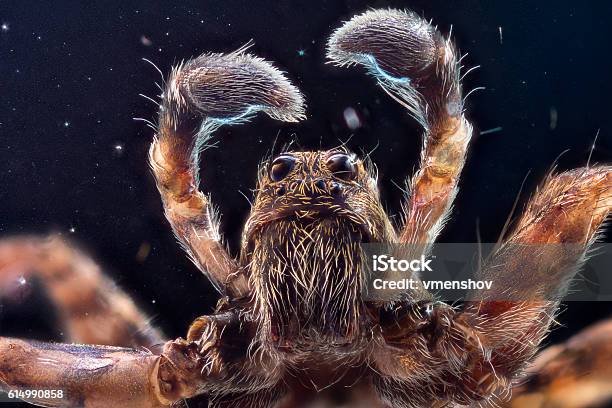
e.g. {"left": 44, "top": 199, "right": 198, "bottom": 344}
{"left": 243, "top": 150, "right": 394, "bottom": 347}
{"left": 0, "top": 7, "right": 610, "bottom": 408}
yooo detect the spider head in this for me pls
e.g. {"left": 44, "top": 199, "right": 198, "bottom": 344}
{"left": 240, "top": 149, "right": 394, "bottom": 344}
{"left": 242, "top": 149, "right": 394, "bottom": 251}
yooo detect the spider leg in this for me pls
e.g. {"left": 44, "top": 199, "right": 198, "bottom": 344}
{"left": 0, "top": 336, "right": 166, "bottom": 407}
{"left": 0, "top": 236, "right": 163, "bottom": 348}
{"left": 150, "top": 46, "right": 305, "bottom": 298}
{"left": 506, "top": 318, "right": 612, "bottom": 408}
{"left": 369, "top": 166, "right": 612, "bottom": 406}
{"left": 470, "top": 166, "right": 611, "bottom": 302}
{"left": 327, "top": 9, "right": 473, "bottom": 248}
{"left": 0, "top": 311, "right": 282, "bottom": 407}
{"left": 457, "top": 165, "right": 612, "bottom": 395}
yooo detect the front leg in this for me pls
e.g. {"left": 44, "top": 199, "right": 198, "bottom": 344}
{"left": 0, "top": 337, "right": 166, "bottom": 407}
{"left": 327, "top": 9, "right": 473, "bottom": 248}
{"left": 150, "top": 45, "right": 305, "bottom": 298}
{"left": 0, "top": 311, "right": 283, "bottom": 407}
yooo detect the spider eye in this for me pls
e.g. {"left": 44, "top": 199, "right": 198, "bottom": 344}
{"left": 326, "top": 153, "right": 356, "bottom": 180}
{"left": 269, "top": 155, "right": 295, "bottom": 182}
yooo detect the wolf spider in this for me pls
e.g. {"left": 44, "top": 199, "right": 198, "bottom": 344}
{"left": 0, "top": 8, "right": 610, "bottom": 408}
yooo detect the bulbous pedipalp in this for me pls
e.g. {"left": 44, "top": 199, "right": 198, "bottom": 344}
{"left": 327, "top": 9, "right": 462, "bottom": 131}
{"left": 166, "top": 44, "right": 306, "bottom": 127}
{"left": 327, "top": 9, "right": 439, "bottom": 80}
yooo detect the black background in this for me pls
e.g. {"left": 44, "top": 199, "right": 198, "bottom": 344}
{"left": 0, "top": 1, "right": 611, "bottom": 403}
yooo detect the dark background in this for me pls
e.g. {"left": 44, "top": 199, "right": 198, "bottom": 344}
{"left": 0, "top": 1, "right": 611, "bottom": 404}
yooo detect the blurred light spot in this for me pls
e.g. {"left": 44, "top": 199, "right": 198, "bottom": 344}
{"left": 549, "top": 106, "right": 558, "bottom": 130}
{"left": 343, "top": 107, "right": 362, "bottom": 130}
{"left": 136, "top": 241, "right": 151, "bottom": 263}
{"left": 140, "top": 35, "right": 153, "bottom": 46}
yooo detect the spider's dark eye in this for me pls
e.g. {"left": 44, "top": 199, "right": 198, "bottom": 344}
{"left": 269, "top": 155, "right": 295, "bottom": 182}
{"left": 326, "top": 153, "right": 356, "bottom": 180}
